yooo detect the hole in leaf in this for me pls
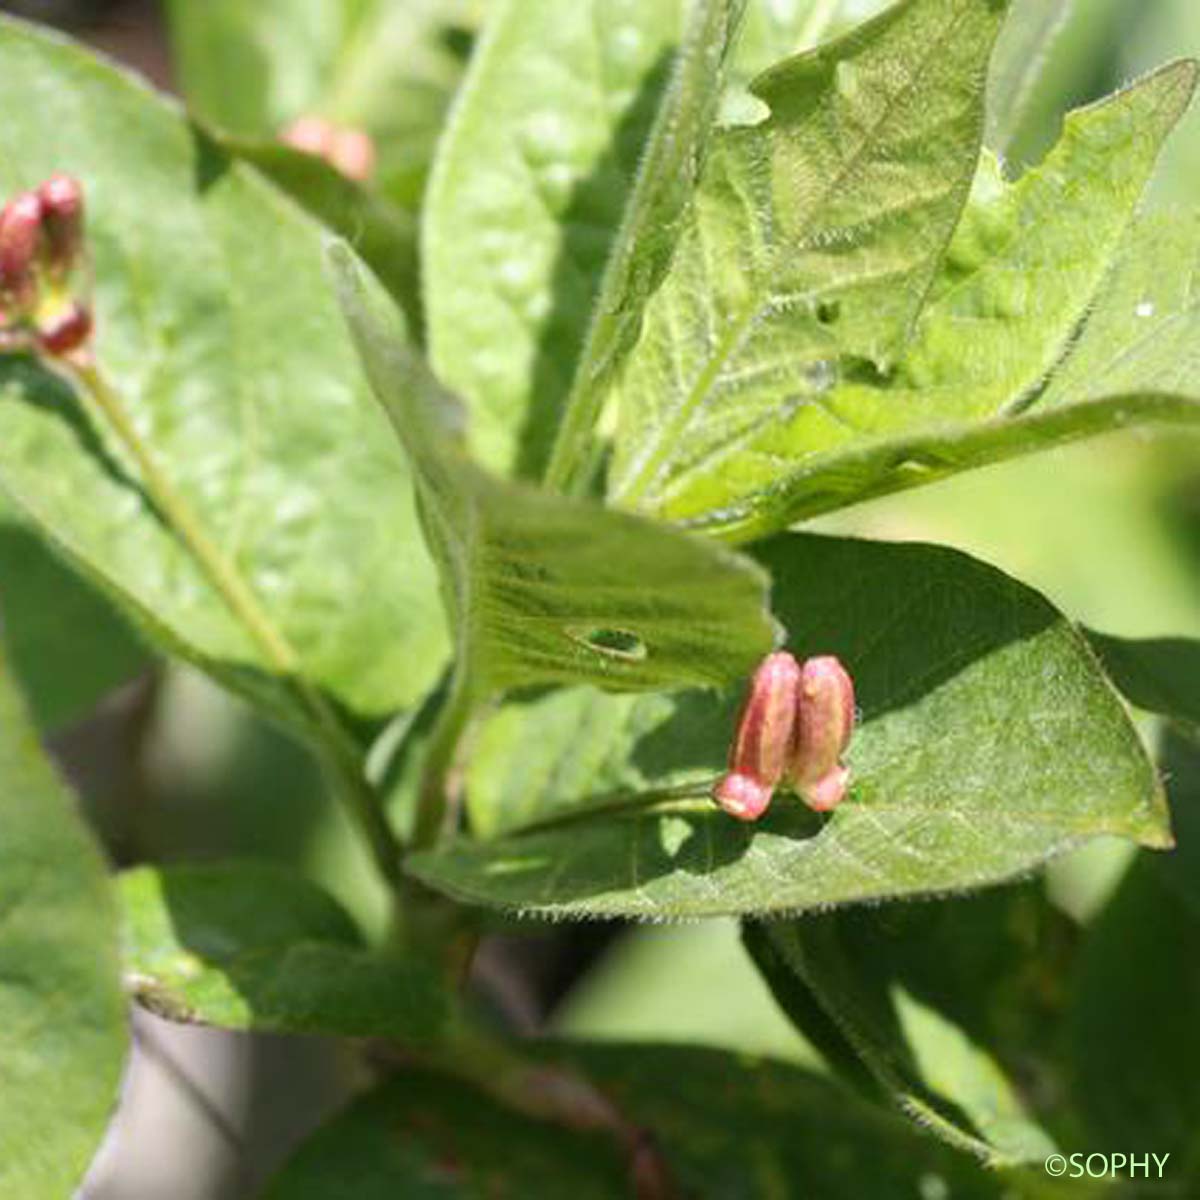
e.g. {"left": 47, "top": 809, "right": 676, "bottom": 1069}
{"left": 567, "top": 626, "right": 648, "bottom": 662}
{"left": 816, "top": 300, "right": 841, "bottom": 325}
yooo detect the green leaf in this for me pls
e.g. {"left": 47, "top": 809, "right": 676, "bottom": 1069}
{"left": 555, "top": 919, "right": 821, "bottom": 1065}
{"left": 725, "top": 2, "right": 902, "bottom": 126}
{"left": 1041, "top": 210, "right": 1200, "bottom": 409}
{"left": 613, "top": 58, "right": 1198, "bottom": 539}
{"left": 0, "top": 644, "right": 127, "bottom": 1197}
{"left": 608, "top": 0, "right": 1008, "bottom": 516}
{"left": 267, "top": 1043, "right": 1017, "bottom": 1198}
{"left": 744, "top": 893, "right": 1066, "bottom": 1167}
{"left": 119, "top": 862, "right": 448, "bottom": 1041}
{"left": 426, "top": 0, "right": 742, "bottom": 477}
{"left": 544, "top": 0, "right": 747, "bottom": 489}
{"left": 0, "top": 20, "right": 448, "bottom": 720}
{"left": 164, "top": 0, "right": 476, "bottom": 213}
{"left": 333, "top": 246, "right": 777, "bottom": 701}
{"left": 223, "top": 137, "right": 421, "bottom": 327}
{"left": 263, "top": 1063, "right": 630, "bottom": 1199}
{"left": 1067, "top": 844, "right": 1200, "bottom": 1164}
{"left": 1085, "top": 631, "right": 1200, "bottom": 735}
{"left": 985, "top": 0, "right": 1073, "bottom": 153}
{"left": 0, "top": 496, "right": 148, "bottom": 731}
{"left": 412, "top": 532, "right": 1167, "bottom": 918}
{"left": 1155, "top": 727, "right": 1200, "bottom": 923}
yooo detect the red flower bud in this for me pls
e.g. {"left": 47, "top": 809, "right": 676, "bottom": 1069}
{"left": 37, "top": 301, "right": 92, "bottom": 356}
{"left": 0, "top": 191, "right": 44, "bottom": 303}
{"left": 38, "top": 173, "right": 84, "bottom": 274}
{"left": 713, "top": 651, "right": 802, "bottom": 821}
{"left": 788, "top": 655, "right": 855, "bottom": 812}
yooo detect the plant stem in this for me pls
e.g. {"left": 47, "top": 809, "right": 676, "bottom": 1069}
{"left": 65, "top": 357, "right": 404, "bottom": 885}
{"left": 797, "top": 0, "right": 841, "bottom": 52}
{"left": 412, "top": 666, "right": 473, "bottom": 850}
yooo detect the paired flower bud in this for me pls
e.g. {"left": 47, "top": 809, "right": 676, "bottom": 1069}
{"left": 713, "top": 651, "right": 802, "bottom": 821}
{"left": 0, "top": 173, "right": 92, "bottom": 358}
{"left": 0, "top": 192, "right": 44, "bottom": 306}
{"left": 281, "top": 115, "right": 377, "bottom": 183}
{"left": 39, "top": 173, "right": 85, "bottom": 276}
{"left": 790, "top": 655, "right": 856, "bottom": 812}
{"left": 712, "top": 650, "right": 856, "bottom": 822}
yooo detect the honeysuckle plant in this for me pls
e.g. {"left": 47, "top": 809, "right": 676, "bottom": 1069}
{"left": 2, "top": 0, "right": 1200, "bottom": 1195}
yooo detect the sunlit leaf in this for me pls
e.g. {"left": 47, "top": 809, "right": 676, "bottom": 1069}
{"left": 413, "top": 533, "right": 1166, "bottom": 917}
{"left": 612, "top": 58, "right": 1197, "bottom": 540}
{"left": 744, "top": 890, "right": 1067, "bottom": 1166}
{"left": 427, "top": 0, "right": 743, "bottom": 477}
{"left": 0, "top": 20, "right": 448, "bottom": 721}
{"left": 609, "top": 0, "right": 1007, "bottom": 519}
{"left": 334, "top": 246, "right": 777, "bottom": 702}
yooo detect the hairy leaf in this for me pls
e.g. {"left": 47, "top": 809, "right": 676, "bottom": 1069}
{"left": 609, "top": 0, "right": 1007, "bottom": 516}
{"left": 120, "top": 863, "right": 448, "bottom": 1041}
{"left": 0, "top": 496, "right": 148, "bottom": 730}
{"left": 334, "top": 247, "right": 777, "bottom": 701}
{"left": 744, "top": 893, "right": 1066, "bottom": 1167}
{"left": 545, "top": 0, "right": 748, "bottom": 489}
{"left": 427, "top": 0, "right": 742, "bottom": 477}
{"left": 164, "top": 0, "right": 477, "bottom": 213}
{"left": 413, "top": 533, "right": 1166, "bottom": 917}
{"left": 267, "top": 1043, "right": 1012, "bottom": 1198}
{"left": 1041, "top": 210, "right": 1200, "bottom": 408}
{"left": 613, "top": 59, "right": 1197, "bottom": 539}
{"left": 0, "top": 645, "right": 127, "bottom": 1197}
{"left": 0, "top": 20, "right": 448, "bottom": 720}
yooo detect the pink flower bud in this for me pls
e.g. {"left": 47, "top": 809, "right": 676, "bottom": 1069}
{"left": 0, "top": 191, "right": 43, "bottom": 303}
{"left": 37, "top": 301, "right": 92, "bottom": 356}
{"left": 788, "top": 655, "right": 855, "bottom": 812}
{"left": 281, "top": 114, "right": 335, "bottom": 157}
{"left": 38, "top": 173, "right": 84, "bottom": 274}
{"left": 328, "top": 127, "right": 376, "bottom": 182}
{"left": 713, "top": 651, "right": 802, "bottom": 822}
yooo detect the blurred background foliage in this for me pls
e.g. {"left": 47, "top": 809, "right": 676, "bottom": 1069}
{"left": 0, "top": 1, "right": 1196, "bottom": 1196}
